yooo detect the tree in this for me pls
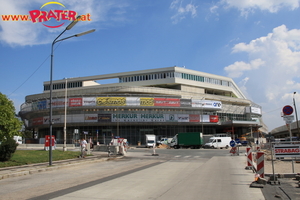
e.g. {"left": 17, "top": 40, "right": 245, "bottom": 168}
{"left": 0, "top": 93, "right": 23, "bottom": 141}
{"left": 0, "top": 93, "right": 23, "bottom": 161}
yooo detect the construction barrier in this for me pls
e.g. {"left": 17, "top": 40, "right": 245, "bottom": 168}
{"left": 245, "top": 147, "right": 253, "bottom": 170}
{"left": 230, "top": 147, "right": 237, "bottom": 155}
{"left": 256, "top": 151, "right": 264, "bottom": 178}
{"left": 256, "top": 146, "right": 260, "bottom": 152}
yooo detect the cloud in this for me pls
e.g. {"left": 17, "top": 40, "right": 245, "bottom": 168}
{"left": 170, "top": 0, "right": 198, "bottom": 24}
{"left": 212, "top": 0, "right": 299, "bottom": 16}
{"left": 237, "top": 77, "right": 250, "bottom": 100}
{"left": 224, "top": 59, "right": 264, "bottom": 78}
{"left": 0, "top": 0, "right": 130, "bottom": 47}
{"left": 224, "top": 24, "right": 300, "bottom": 131}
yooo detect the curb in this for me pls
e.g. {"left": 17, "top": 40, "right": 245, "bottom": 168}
{"left": 265, "top": 173, "right": 297, "bottom": 179}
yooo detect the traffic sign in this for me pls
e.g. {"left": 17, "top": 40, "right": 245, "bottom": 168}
{"left": 283, "top": 115, "right": 294, "bottom": 124}
{"left": 229, "top": 140, "right": 236, "bottom": 147}
{"left": 282, "top": 105, "right": 293, "bottom": 115}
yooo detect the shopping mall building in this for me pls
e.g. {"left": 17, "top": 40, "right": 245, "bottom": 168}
{"left": 19, "top": 66, "right": 266, "bottom": 145}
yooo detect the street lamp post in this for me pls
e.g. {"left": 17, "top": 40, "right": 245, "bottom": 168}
{"left": 63, "top": 78, "right": 68, "bottom": 152}
{"left": 293, "top": 92, "right": 300, "bottom": 138}
{"left": 201, "top": 103, "right": 204, "bottom": 134}
{"left": 49, "top": 16, "right": 95, "bottom": 165}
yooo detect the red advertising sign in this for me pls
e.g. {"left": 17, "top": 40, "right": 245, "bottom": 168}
{"left": 154, "top": 98, "right": 180, "bottom": 107}
{"left": 69, "top": 98, "right": 82, "bottom": 107}
{"left": 210, "top": 115, "right": 219, "bottom": 123}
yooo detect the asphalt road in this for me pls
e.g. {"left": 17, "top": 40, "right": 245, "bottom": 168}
{"left": 0, "top": 148, "right": 265, "bottom": 200}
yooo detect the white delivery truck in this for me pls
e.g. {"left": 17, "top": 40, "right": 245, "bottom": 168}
{"left": 204, "top": 135, "right": 232, "bottom": 149}
{"left": 145, "top": 134, "right": 156, "bottom": 148}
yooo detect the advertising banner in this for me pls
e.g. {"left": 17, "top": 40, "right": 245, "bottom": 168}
{"left": 210, "top": 115, "right": 219, "bottom": 123}
{"left": 48, "top": 98, "right": 66, "bottom": 108}
{"left": 32, "top": 100, "right": 47, "bottom": 110}
{"left": 43, "top": 115, "right": 62, "bottom": 124}
{"left": 191, "top": 100, "right": 222, "bottom": 110}
{"left": 245, "top": 106, "right": 262, "bottom": 115}
{"left": 180, "top": 99, "right": 192, "bottom": 107}
{"left": 96, "top": 97, "right": 126, "bottom": 106}
{"left": 189, "top": 114, "right": 200, "bottom": 122}
{"left": 178, "top": 114, "right": 189, "bottom": 122}
{"left": 98, "top": 114, "right": 111, "bottom": 122}
{"left": 32, "top": 117, "right": 43, "bottom": 126}
{"left": 140, "top": 98, "right": 154, "bottom": 106}
{"left": 69, "top": 98, "right": 82, "bottom": 107}
{"left": 83, "top": 97, "right": 96, "bottom": 106}
{"left": 201, "top": 115, "right": 210, "bottom": 122}
{"left": 165, "top": 114, "right": 177, "bottom": 122}
{"left": 154, "top": 98, "right": 180, "bottom": 107}
{"left": 84, "top": 114, "right": 98, "bottom": 122}
{"left": 126, "top": 97, "right": 140, "bottom": 106}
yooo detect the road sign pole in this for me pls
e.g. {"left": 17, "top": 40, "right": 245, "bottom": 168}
{"left": 286, "top": 124, "right": 295, "bottom": 173}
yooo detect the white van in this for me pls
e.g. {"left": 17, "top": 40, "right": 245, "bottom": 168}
{"left": 204, "top": 136, "right": 231, "bottom": 149}
{"left": 145, "top": 134, "right": 156, "bottom": 148}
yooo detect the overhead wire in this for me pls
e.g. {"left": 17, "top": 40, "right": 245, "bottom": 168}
{"left": 7, "top": 43, "right": 62, "bottom": 97}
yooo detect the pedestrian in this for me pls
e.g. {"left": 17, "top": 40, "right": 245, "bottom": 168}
{"left": 80, "top": 138, "right": 87, "bottom": 158}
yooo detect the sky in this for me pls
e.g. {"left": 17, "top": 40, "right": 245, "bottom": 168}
{"left": 1, "top": 0, "right": 300, "bottom": 132}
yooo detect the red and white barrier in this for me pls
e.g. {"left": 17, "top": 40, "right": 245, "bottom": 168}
{"left": 256, "top": 152, "right": 264, "bottom": 178}
{"left": 256, "top": 146, "right": 260, "bottom": 152}
{"left": 245, "top": 147, "right": 253, "bottom": 170}
{"left": 230, "top": 147, "right": 237, "bottom": 155}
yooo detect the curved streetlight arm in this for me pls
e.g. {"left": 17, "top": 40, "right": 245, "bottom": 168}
{"left": 54, "top": 29, "right": 96, "bottom": 44}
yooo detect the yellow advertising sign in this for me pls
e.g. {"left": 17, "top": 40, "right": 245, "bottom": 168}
{"left": 96, "top": 97, "right": 126, "bottom": 106}
{"left": 140, "top": 98, "right": 154, "bottom": 106}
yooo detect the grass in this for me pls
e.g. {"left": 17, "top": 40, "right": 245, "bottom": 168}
{"left": 0, "top": 150, "right": 81, "bottom": 168}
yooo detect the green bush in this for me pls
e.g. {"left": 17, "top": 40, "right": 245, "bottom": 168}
{"left": 0, "top": 137, "right": 18, "bottom": 162}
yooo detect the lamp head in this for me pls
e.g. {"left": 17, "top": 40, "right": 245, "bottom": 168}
{"left": 75, "top": 29, "right": 96, "bottom": 37}
{"left": 66, "top": 16, "right": 81, "bottom": 30}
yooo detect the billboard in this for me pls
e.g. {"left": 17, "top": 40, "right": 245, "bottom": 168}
{"left": 126, "top": 97, "right": 140, "bottom": 106}
{"left": 83, "top": 97, "right": 96, "bottom": 106}
{"left": 154, "top": 98, "right": 180, "bottom": 107}
{"left": 180, "top": 99, "right": 192, "bottom": 107}
{"left": 96, "top": 97, "right": 126, "bottom": 106}
{"left": 189, "top": 114, "right": 200, "bottom": 122}
{"left": 140, "top": 98, "right": 154, "bottom": 106}
{"left": 98, "top": 114, "right": 111, "bottom": 122}
{"left": 69, "top": 98, "right": 82, "bottom": 107}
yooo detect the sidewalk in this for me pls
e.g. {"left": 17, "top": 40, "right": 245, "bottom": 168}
{"left": 0, "top": 150, "right": 122, "bottom": 180}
